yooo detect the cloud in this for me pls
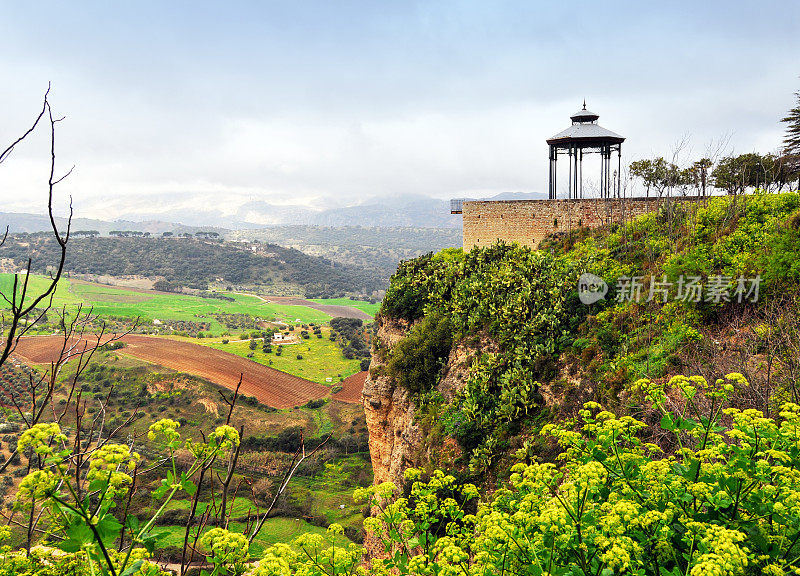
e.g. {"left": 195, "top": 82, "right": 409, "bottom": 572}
{"left": 0, "top": 1, "right": 798, "bottom": 221}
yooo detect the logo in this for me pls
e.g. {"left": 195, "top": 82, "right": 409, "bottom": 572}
{"left": 578, "top": 273, "right": 608, "bottom": 305}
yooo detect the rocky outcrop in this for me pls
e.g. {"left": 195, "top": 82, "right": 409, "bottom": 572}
{"left": 361, "top": 316, "right": 421, "bottom": 489}
{"left": 361, "top": 315, "right": 499, "bottom": 558}
{"left": 362, "top": 319, "right": 496, "bottom": 488}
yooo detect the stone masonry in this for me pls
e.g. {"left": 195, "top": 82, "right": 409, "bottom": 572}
{"left": 461, "top": 197, "right": 675, "bottom": 250}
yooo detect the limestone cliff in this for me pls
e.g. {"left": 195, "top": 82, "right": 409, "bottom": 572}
{"left": 361, "top": 316, "right": 420, "bottom": 489}
{"left": 361, "top": 316, "right": 494, "bottom": 489}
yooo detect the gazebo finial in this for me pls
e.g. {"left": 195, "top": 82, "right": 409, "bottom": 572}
{"left": 582, "top": 99, "right": 586, "bottom": 110}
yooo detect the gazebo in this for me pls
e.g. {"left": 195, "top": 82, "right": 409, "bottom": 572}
{"left": 547, "top": 102, "right": 624, "bottom": 200}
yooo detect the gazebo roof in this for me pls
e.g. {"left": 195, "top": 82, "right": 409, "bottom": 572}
{"left": 547, "top": 123, "right": 625, "bottom": 145}
{"left": 547, "top": 102, "right": 624, "bottom": 147}
{"left": 570, "top": 108, "right": 600, "bottom": 122}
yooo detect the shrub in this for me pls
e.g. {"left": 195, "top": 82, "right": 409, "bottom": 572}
{"left": 387, "top": 311, "right": 452, "bottom": 395}
{"left": 261, "top": 372, "right": 800, "bottom": 576}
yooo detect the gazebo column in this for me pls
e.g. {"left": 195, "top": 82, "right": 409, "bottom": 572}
{"left": 568, "top": 147, "right": 572, "bottom": 200}
{"left": 573, "top": 145, "right": 579, "bottom": 199}
{"left": 600, "top": 146, "right": 605, "bottom": 198}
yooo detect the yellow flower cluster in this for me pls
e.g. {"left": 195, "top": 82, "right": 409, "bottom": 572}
{"left": 199, "top": 527, "right": 250, "bottom": 568}
{"left": 86, "top": 443, "right": 140, "bottom": 499}
{"left": 688, "top": 524, "right": 749, "bottom": 576}
{"left": 147, "top": 418, "right": 181, "bottom": 443}
{"left": 16, "top": 470, "right": 58, "bottom": 506}
{"left": 210, "top": 424, "right": 240, "bottom": 450}
{"left": 18, "top": 422, "right": 67, "bottom": 456}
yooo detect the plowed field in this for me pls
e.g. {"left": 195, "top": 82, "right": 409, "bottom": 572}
{"left": 268, "top": 297, "right": 373, "bottom": 320}
{"left": 13, "top": 335, "right": 329, "bottom": 409}
{"left": 332, "top": 371, "right": 367, "bottom": 404}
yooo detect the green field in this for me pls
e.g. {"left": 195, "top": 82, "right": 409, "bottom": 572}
{"left": 205, "top": 328, "right": 362, "bottom": 384}
{"left": 309, "top": 297, "right": 381, "bottom": 317}
{"left": 0, "top": 274, "right": 331, "bottom": 333}
{"left": 156, "top": 517, "right": 352, "bottom": 557}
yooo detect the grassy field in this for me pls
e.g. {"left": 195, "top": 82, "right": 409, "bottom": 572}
{"left": 205, "top": 328, "right": 362, "bottom": 384}
{"left": 309, "top": 297, "right": 381, "bottom": 317}
{"left": 291, "top": 455, "right": 371, "bottom": 534}
{"left": 156, "top": 517, "right": 352, "bottom": 557}
{"left": 0, "top": 274, "right": 331, "bottom": 333}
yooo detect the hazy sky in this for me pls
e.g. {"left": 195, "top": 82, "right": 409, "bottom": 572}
{"left": 0, "top": 1, "right": 798, "bottom": 222}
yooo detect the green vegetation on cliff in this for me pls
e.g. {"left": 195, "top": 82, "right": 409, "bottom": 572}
{"left": 380, "top": 192, "right": 800, "bottom": 474}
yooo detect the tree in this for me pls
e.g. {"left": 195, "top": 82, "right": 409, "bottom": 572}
{"left": 687, "top": 158, "right": 713, "bottom": 196}
{"left": 782, "top": 86, "right": 800, "bottom": 155}
{"left": 629, "top": 157, "right": 688, "bottom": 197}
{"left": 629, "top": 159, "right": 660, "bottom": 197}
{"left": 782, "top": 87, "right": 800, "bottom": 190}
{"left": 710, "top": 152, "right": 786, "bottom": 194}
{"left": 0, "top": 86, "right": 72, "bottom": 367}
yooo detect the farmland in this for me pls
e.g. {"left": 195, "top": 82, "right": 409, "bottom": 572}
{"left": 13, "top": 334, "right": 333, "bottom": 409}
{"left": 332, "top": 371, "right": 368, "bottom": 403}
{"left": 206, "top": 328, "right": 363, "bottom": 384}
{"left": 310, "top": 297, "right": 381, "bottom": 317}
{"left": 0, "top": 274, "right": 370, "bottom": 334}
{"left": 0, "top": 270, "right": 374, "bottom": 552}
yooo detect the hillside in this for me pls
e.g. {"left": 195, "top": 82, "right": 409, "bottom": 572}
{"left": 365, "top": 192, "right": 800, "bottom": 483}
{"left": 0, "top": 235, "right": 385, "bottom": 298}
{"left": 229, "top": 225, "right": 462, "bottom": 279}
{"left": 0, "top": 211, "right": 226, "bottom": 236}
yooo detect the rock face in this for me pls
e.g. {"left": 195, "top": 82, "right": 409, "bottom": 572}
{"left": 361, "top": 315, "right": 496, "bottom": 557}
{"left": 362, "top": 318, "right": 493, "bottom": 488}
{"left": 362, "top": 316, "right": 421, "bottom": 489}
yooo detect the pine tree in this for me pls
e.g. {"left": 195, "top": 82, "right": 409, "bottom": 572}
{"left": 782, "top": 89, "right": 800, "bottom": 155}
{"left": 781, "top": 87, "right": 800, "bottom": 190}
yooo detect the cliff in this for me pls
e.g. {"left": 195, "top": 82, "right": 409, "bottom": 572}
{"left": 361, "top": 316, "right": 420, "bottom": 489}
{"left": 362, "top": 192, "right": 800, "bottom": 533}
{"left": 362, "top": 317, "right": 494, "bottom": 489}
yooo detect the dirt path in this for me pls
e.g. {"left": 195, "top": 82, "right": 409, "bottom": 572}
{"left": 14, "top": 335, "right": 329, "bottom": 409}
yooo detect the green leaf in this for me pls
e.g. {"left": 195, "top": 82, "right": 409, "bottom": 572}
{"left": 140, "top": 529, "right": 171, "bottom": 554}
{"left": 94, "top": 515, "right": 123, "bottom": 544}
{"left": 180, "top": 472, "right": 197, "bottom": 496}
{"left": 592, "top": 447, "right": 609, "bottom": 462}
{"left": 119, "top": 560, "right": 145, "bottom": 576}
{"left": 660, "top": 414, "right": 676, "bottom": 431}
{"left": 60, "top": 520, "right": 94, "bottom": 553}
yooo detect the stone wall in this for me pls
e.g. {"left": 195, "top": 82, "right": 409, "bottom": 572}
{"left": 462, "top": 197, "right": 676, "bottom": 250}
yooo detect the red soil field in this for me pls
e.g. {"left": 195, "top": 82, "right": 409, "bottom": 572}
{"left": 332, "top": 371, "right": 367, "bottom": 404}
{"left": 13, "top": 335, "right": 330, "bottom": 409}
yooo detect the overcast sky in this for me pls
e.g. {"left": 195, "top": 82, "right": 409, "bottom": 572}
{"left": 0, "top": 1, "right": 798, "bottom": 222}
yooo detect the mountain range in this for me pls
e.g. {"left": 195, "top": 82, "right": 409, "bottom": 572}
{"left": 1, "top": 191, "right": 546, "bottom": 234}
